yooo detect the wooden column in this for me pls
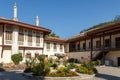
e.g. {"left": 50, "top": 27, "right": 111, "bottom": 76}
{"left": 110, "top": 33, "right": 112, "bottom": 49}
{"left": 100, "top": 35, "right": 101, "bottom": 50}
{"left": 102, "top": 32, "right": 105, "bottom": 64}
{"left": 90, "top": 36, "right": 93, "bottom": 60}
{"left": 1, "top": 24, "right": 4, "bottom": 58}
{"left": 85, "top": 38, "right": 86, "bottom": 51}
{"left": 23, "top": 47, "right": 25, "bottom": 58}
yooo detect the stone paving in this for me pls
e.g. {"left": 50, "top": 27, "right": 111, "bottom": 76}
{"left": 93, "top": 66, "right": 120, "bottom": 80}
{"left": 0, "top": 66, "right": 120, "bottom": 80}
{"left": 0, "top": 70, "right": 30, "bottom": 80}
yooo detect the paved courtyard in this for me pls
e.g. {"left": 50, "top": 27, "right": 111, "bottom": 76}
{"left": 0, "top": 66, "right": 120, "bottom": 80}
{"left": 0, "top": 70, "right": 30, "bottom": 80}
{"left": 93, "top": 66, "right": 120, "bottom": 80}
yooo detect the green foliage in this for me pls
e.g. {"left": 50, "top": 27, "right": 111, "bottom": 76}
{"left": 48, "top": 32, "right": 59, "bottom": 38}
{"left": 96, "top": 60, "right": 101, "bottom": 66}
{"left": 32, "top": 62, "right": 50, "bottom": 76}
{"left": 51, "top": 63, "right": 58, "bottom": 69}
{"left": 77, "top": 61, "right": 97, "bottom": 75}
{"left": 67, "top": 63, "right": 77, "bottom": 69}
{"left": 67, "top": 58, "right": 78, "bottom": 63}
{"left": 0, "top": 62, "right": 3, "bottom": 67}
{"left": 38, "top": 54, "right": 46, "bottom": 62}
{"left": 114, "top": 15, "right": 120, "bottom": 22}
{"left": 11, "top": 53, "right": 23, "bottom": 65}
{"left": 46, "top": 71, "right": 78, "bottom": 77}
{"left": 57, "top": 67, "right": 70, "bottom": 73}
{"left": 77, "top": 66, "right": 94, "bottom": 75}
{"left": 48, "top": 66, "right": 78, "bottom": 77}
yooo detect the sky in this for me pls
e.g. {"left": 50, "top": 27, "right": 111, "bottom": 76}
{"left": 0, "top": 0, "right": 120, "bottom": 38}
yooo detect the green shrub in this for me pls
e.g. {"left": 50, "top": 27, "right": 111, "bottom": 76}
{"left": 11, "top": 53, "right": 23, "bottom": 65}
{"left": 67, "top": 58, "right": 78, "bottom": 63}
{"left": 47, "top": 71, "right": 78, "bottom": 77}
{"left": 96, "top": 60, "right": 101, "bottom": 66}
{"left": 0, "top": 62, "right": 3, "bottom": 67}
{"left": 51, "top": 63, "right": 58, "bottom": 69}
{"left": 67, "top": 63, "right": 77, "bottom": 69}
{"left": 38, "top": 54, "right": 46, "bottom": 62}
{"left": 32, "top": 62, "right": 50, "bottom": 76}
{"left": 77, "top": 61, "right": 98, "bottom": 75}
{"left": 57, "top": 67, "right": 70, "bottom": 73}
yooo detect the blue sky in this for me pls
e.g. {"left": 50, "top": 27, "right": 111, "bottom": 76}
{"left": 0, "top": 0, "right": 120, "bottom": 38}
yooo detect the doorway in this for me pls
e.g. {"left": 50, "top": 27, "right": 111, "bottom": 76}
{"left": 118, "top": 57, "right": 120, "bottom": 66}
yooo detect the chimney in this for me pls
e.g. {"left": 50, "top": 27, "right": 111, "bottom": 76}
{"left": 13, "top": 3, "right": 18, "bottom": 21}
{"left": 36, "top": 16, "right": 39, "bottom": 26}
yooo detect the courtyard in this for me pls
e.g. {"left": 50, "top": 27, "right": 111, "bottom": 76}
{"left": 0, "top": 66, "right": 120, "bottom": 80}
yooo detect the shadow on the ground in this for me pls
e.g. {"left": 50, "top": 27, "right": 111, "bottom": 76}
{"left": 95, "top": 73, "right": 120, "bottom": 80}
{"left": 0, "top": 67, "right": 5, "bottom": 72}
{"left": 0, "top": 71, "right": 30, "bottom": 80}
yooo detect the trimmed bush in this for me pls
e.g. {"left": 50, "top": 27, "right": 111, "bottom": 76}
{"left": 11, "top": 53, "right": 23, "bottom": 65}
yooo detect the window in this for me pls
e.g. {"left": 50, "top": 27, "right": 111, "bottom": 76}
{"left": 88, "top": 42, "right": 91, "bottom": 49}
{"left": 105, "top": 39, "right": 110, "bottom": 48}
{"left": 60, "top": 44, "right": 63, "bottom": 52}
{"left": 96, "top": 40, "right": 101, "bottom": 48}
{"left": 77, "top": 43, "right": 80, "bottom": 51}
{"left": 115, "top": 37, "right": 120, "bottom": 48}
{"left": 5, "top": 25, "right": 13, "bottom": 44}
{"left": 69, "top": 42, "right": 76, "bottom": 52}
{"left": 18, "top": 28, "right": 24, "bottom": 45}
{"left": 28, "top": 30, "right": 32, "bottom": 46}
{"left": 83, "top": 43, "right": 86, "bottom": 50}
{"left": 53, "top": 43, "right": 57, "bottom": 50}
{"left": 36, "top": 32, "right": 40, "bottom": 46}
{"left": 46, "top": 42, "right": 50, "bottom": 50}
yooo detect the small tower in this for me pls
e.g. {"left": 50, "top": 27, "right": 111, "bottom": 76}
{"left": 13, "top": 3, "right": 18, "bottom": 21}
{"left": 36, "top": 16, "right": 39, "bottom": 26}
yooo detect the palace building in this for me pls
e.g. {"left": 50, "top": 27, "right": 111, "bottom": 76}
{"left": 0, "top": 3, "right": 51, "bottom": 63}
{"left": 0, "top": 3, "right": 120, "bottom": 67}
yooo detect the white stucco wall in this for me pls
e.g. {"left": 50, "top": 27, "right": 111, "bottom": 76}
{"left": 2, "top": 47, "right": 12, "bottom": 63}
{"left": 105, "top": 51, "right": 120, "bottom": 66}
{"left": 44, "top": 42, "right": 65, "bottom": 57}
{"left": 67, "top": 51, "right": 91, "bottom": 62}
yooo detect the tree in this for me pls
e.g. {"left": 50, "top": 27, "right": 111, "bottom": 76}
{"left": 114, "top": 15, "right": 120, "bottom": 22}
{"left": 48, "top": 32, "right": 59, "bottom": 38}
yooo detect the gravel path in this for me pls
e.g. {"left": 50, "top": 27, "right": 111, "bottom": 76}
{"left": 0, "top": 71, "right": 30, "bottom": 80}
{"left": 93, "top": 66, "right": 120, "bottom": 80}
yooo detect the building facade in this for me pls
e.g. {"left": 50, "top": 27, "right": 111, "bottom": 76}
{"left": 44, "top": 37, "right": 65, "bottom": 57}
{"left": 0, "top": 18, "right": 51, "bottom": 63}
{"left": 66, "top": 22, "right": 120, "bottom": 66}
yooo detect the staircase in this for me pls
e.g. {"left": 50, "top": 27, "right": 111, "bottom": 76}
{"left": 93, "top": 50, "right": 109, "bottom": 61}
